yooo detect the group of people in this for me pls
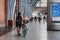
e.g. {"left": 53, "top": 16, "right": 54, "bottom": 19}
{"left": 30, "top": 16, "right": 46, "bottom": 22}
{"left": 16, "top": 12, "right": 28, "bottom": 36}
{"left": 16, "top": 12, "right": 47, "bottom": 36}
{"left": 30, "top": 16, "right": 42, "bottom": 22}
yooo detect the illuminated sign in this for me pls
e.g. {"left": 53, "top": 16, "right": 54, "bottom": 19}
{"left": 52, "top": 3, "right": 60, "bottom": 17}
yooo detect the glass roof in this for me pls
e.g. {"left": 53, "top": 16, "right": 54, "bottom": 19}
{"left": 36, "top": 0, "right": 47, "bottom": 7}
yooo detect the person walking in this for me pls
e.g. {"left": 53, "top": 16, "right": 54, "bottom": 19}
{"left": 16, "top": 12, "right": 22, "bottom": 36}
{"left": 22, "top": 14, "right": 28, "bottom": 31}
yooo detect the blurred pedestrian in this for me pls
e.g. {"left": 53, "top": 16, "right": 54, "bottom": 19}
{"left": 22, "top": 14, "right": 28, "bottom": 31}
{"left": 34, "top": 16, "right": 37, "bottom": 22}
{"left": 16, "top": 12, "right": 22, "bottom": 36}
{"left": 38, "top": 17, "right": 41, "bottom": 22}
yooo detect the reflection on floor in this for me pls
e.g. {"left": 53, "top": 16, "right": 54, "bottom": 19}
{"left": 0, "top": 27, "right": 12, "bottom": 36}
{"left": 48, "top": 31, "right": 60, "bottom": 40}
{"left": 0, "top": 19, "right": 47, "bottom": 40}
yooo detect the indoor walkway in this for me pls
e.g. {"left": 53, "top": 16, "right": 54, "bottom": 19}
{"left": 0, "top": 19, "right": 47, "bottom": 40}
{"left": 48, "top": 31, "right": 60, "bottom": 40}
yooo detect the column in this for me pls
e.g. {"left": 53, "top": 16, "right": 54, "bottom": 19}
{"left": 5, "top": 0, "right": 8, "bottom": 27}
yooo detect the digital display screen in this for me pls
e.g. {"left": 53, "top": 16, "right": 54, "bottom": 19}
{"left": 52, "top": 3, "right": 60, "bottom": 17}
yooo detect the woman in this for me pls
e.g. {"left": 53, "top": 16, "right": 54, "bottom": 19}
{"left": 22, "top": 14, "right": 28, "bottom": 31}
{"left": 16, "top": 12, "right": 22, "bottom": 35}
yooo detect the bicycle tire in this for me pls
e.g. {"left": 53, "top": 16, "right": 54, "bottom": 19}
{"left": 23, "top": 31, "right": 26, "bottom": 37}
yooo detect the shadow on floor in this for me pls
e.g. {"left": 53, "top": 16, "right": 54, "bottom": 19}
{"left": 0, "top": 27, "right": 12, "bottom": 36}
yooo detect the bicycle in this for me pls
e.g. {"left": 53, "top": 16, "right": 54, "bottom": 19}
{"left": 22, "top": 24, "right": 27, "bottom": 38}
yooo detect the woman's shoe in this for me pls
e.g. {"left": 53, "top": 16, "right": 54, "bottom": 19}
{"left": 18, "top": 33, "right": 21, "bottom": 36}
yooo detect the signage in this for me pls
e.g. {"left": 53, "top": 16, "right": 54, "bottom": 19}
{"left": 52, "top": 3, "right": 60, "bottom": 17}
{"left": 51, "top": 3, "right": 60, "bottom": 21}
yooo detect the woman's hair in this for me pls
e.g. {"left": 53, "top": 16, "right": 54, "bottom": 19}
{"left": 18, "top": 12, "right": 21, "bottom": 16}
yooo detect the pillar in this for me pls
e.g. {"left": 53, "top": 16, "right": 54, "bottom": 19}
{"left": 5, "top": 0, "right": 8, "bottom": 27}
{"left": 8, "top": 0, "right": 20, "bottom": 27}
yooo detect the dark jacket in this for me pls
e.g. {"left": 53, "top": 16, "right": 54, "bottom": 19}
{"left": 16, "top": 15, "right": 22, "bottom": 25}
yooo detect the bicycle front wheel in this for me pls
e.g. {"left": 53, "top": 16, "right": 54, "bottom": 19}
{"left": 23, "top": 31, "right": 26, "bottom": 38}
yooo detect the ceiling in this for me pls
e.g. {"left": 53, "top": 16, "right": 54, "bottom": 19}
{"left": 36, "top": 1, "right": 47, "bottom": 7}
{"left": 35, "top": 0, "right": 47, "bottom": 14}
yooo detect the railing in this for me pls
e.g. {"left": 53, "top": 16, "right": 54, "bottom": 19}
{"left": 8, "top": 0, "right": 16, "bottom": 20}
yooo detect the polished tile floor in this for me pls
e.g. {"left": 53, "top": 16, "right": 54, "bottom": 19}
{"left": 48, "top": 31, "right": 60, "bottom": 40}
{"left": 0, "top": 19, "right": 47, "bottom": 40}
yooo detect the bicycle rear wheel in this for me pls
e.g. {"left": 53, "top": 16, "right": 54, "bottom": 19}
{"left": 23, "top": 30, "right": 26, "bottom": 38}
